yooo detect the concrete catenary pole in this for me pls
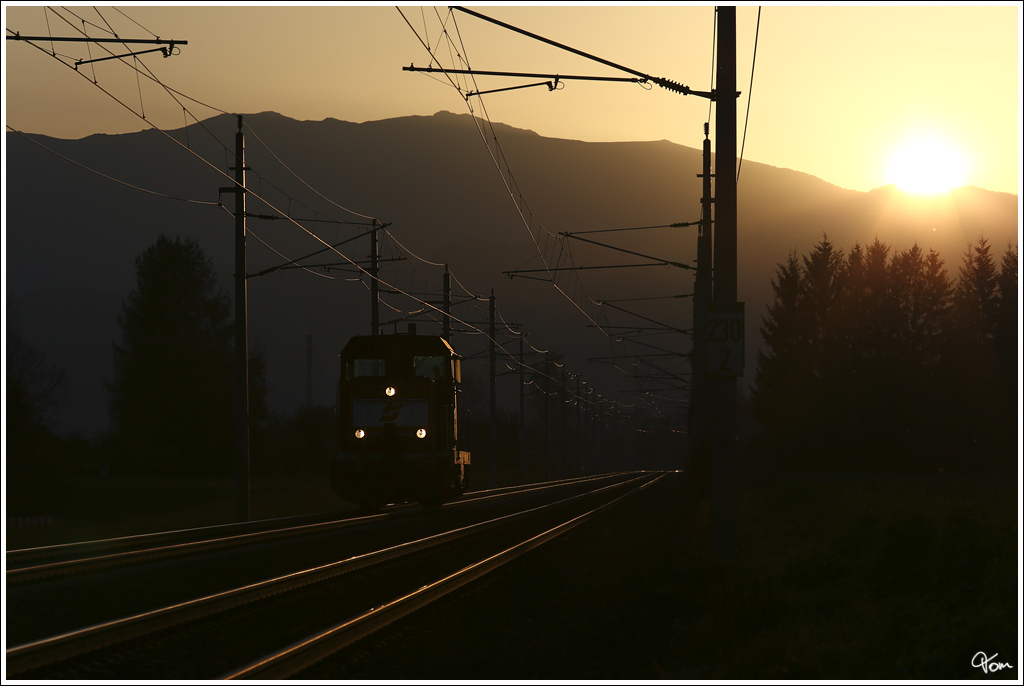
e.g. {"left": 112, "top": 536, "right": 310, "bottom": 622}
{"left": 691, "top": 123, "right": 713, "bottom": 453}
{"left": 711, "top": 5, "right": 739, "bottom": 559}
{"left": 232, "top": 115, "right": 250, "bottom": 523}
{"left": 518, "top": 335, "right": 526, "bottom": 484}
{"left": 370, "top": 219, "right": 379, "bottom": 336}
{"left": 489, "top": 289, "right": 497, "bottom": 488}
{"left": 443, "top": 264, "right": 451, "bottom": 342}
{"left": 306, "top": 332, "right": 313, "bottom": 410}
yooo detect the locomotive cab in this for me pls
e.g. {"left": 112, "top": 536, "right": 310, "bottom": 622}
{"left": 332, "top": 331, "right": 469, "bottom": 510}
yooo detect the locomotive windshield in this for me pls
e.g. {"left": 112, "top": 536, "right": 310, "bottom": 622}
{"left": 350, "top": 358, "right": 386, "bottom": 379}
{"left": 413, "top": 355, "right": 448, "bottom": 381}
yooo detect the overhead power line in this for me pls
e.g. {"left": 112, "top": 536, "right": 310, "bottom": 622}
{"left": 6, "top": 125, "right": 219, "bottom": 206}
{"left": 403, "top": 8, "right": 673, "bottom": 406}
{"left": 737, "top": 6, "right": 761, "bottom": 182}
{"left": 9, "top": 7, "right": 646, "bottom": 417}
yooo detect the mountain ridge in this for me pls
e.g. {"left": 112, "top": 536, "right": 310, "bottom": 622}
{"left": 27, "top": 110, "right": 1018, "bottom": 199}
{"left": 5, "top": 110, "right": 1018, "bottom": 437}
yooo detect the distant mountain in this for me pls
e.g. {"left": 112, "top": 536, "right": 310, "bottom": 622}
{"left": 5, "top": 111, "right": 1018, "bottom": 437}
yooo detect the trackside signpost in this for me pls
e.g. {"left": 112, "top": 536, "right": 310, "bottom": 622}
{"left": 706, "top": 302, "right": 744, "bottom": 378}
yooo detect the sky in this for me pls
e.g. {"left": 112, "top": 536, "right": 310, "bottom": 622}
{"left": 3, "top": 3, "right": 1021, "bottom": 197}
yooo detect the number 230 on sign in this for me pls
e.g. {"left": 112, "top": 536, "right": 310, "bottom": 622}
{"left": 706, "top": 303, "right": 744, "bottom": 377}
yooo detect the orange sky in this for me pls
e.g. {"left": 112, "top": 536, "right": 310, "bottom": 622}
{"left": 3, "top": 3, "right": 1021, "bottom": 196}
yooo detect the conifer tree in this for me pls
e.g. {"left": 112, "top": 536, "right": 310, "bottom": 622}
{"left": 108, "top": 235, "right": 263, "bottom": 475}
{"left": 994, "top": 243, "right": 1018, "bottom": 375}
{"left": 953, "top": 237, "right": 999, "bottom": 344}
{"left": 917, "top": 248, "right": 952, "bottom": 371}
{"left": 752, "top": 251, "right": 806, "bottom": 439}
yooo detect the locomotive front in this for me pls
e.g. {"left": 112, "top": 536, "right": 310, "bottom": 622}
{"left": 332, "top": 332, "right": 468, "bottom": 510}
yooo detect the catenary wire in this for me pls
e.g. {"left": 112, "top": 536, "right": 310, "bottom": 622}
{"left": 439, "top": 9, "right": 685, "bottom": 397}
{"left": 13, "top": 9, "right": 644, "bottom": 420}
{"left": 737, "top": 6, "right": 760, "bottom": 183}
{"left": 6, "top": 124, "right": 219, "bottom": 206}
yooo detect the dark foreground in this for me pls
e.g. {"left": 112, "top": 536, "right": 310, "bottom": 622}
{"left": 6, "top": 469, "right": 1017, "bottom": 679}
{"left": 302, "top": 469, "right": 1018, "bottom": 680}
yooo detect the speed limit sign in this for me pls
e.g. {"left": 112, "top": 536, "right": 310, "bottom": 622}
{"left": 706, "top": 302, "right": 744, "bottom": 377}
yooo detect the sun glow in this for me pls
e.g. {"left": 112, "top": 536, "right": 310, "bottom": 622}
{"left": 885, "top": 133, "right": 970, "bottom": 195}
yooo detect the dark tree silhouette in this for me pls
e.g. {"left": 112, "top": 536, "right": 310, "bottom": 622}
{"left": 7, "top": 322, "right": 69, "bottom": 431}
{"left": 752, "top": 251, "right": 810, "bottom": 451}
{"left": 843, "top": 240, "right": 897, "bottom": 457}
{"left": 6, "top": 322, "right": 72, "bottom": 514}
{"left": 953, "top": 237, "right": 999, "bottom": 344}
{"left": 108, "top": 235, "right": 265, "bottom": 476}
{"left": 889, "top": 246, "right": 951, "bottom": 374}
{"left": 752, "top": 234, "right": 1016, "bottom": 474}
{"left": 994, "top": 244, "right": 1018, "bottom": 380}
{"left": 798, "top": 235, "right": 850, "bottom": 458}
{"left": 798, "top": 234, "right": 846, "bottom": 362}
{"left": 945, "top": 238, "right": 1018, "bottom": 463}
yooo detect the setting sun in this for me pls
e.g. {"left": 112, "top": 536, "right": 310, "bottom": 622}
{"left": 885, "top": 133, "right": 970, "bottom": 195}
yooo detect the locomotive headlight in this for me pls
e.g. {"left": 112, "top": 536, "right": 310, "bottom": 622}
{"left": 385, "top": 386, "right": 396, "bottom": 397}
{"left": 416, "top": 428, "right": 427, "bottom": 439}
{"left": 354, "top": 429, "right": 365, "bottom": 439}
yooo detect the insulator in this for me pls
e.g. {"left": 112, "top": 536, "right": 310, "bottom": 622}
{"left": 654, "top": 78, "right": 691, "bottom": 95}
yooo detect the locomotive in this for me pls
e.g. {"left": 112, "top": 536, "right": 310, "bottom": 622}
{"left": 331, "top": 327, "right": 470, "bottom": 510}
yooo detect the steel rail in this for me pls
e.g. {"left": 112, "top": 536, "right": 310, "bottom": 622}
{"left": 6, "top": 511, "right": 384, "bottom": 585}
{"left": 223, "top": 473, "right": 663, "bottom": 679}
{"left": 4, "top": 473, "right": 652, "bottom": 676}
{"left": 5, "top": 511, "right": 367, "bottom": 568}
{"left": 6, "top": 474, "right": 623, "bottom": 583}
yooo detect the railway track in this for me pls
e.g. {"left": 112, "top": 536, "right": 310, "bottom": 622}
{"left": 6, "top": 473, "right": 615, "bottom": 581}
{"left": 6, "top": 472, "right": 663, "bottom": 679}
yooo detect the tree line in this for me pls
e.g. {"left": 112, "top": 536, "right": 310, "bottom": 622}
{"left": 7, "top": 231, "right": 1016, "bottom": 514}
{"left": 751, "top": 234, "right": 1018, "bottom": 473}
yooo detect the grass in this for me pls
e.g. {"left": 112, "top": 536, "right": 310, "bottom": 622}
{"left": 668, "top": 472, "right": 1019, "bottom": 679}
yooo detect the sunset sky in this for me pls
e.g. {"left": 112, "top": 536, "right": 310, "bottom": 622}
{"left": 3, "top": 3, "right": 1021, "bottom": 198}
